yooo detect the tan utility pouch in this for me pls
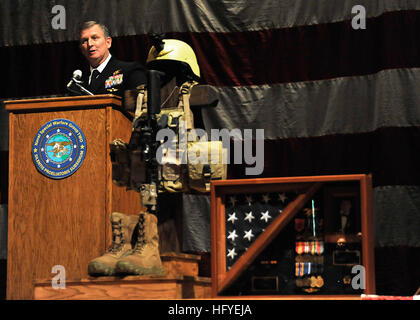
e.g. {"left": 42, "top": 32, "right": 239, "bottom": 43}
{"left": 159, "top": 136, "right": 185, "bottom": 193}
{"left": 157, "top": 108, "right": 186, "bottom": 193}
{"left": 187, "top": 140, "right": 227, "bottom": 193}
{"left": 160, "top": 163, "right": 185, "bottom": 193}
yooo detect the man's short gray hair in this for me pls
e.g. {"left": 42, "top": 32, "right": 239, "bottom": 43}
{"left": 80, "top": 21, "right": 110, "bottom": 38}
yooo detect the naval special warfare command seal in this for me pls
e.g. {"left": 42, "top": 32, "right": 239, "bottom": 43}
{"left": 32, "top": 119, "right": 87, "bottom": 179}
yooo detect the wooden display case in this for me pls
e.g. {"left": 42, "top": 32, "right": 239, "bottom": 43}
{"left": 210, "top": 174, "right": 375, "bottom": 298}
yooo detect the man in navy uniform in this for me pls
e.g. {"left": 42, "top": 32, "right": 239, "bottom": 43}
{"left": 78, "top": 21, "right": 146, "bottom": 96}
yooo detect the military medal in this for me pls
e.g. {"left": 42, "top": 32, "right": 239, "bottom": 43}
{"left": 296, "top": 277, "right": 311, "bottom": 287}
{"left": 105, "top": 74, "right": 123, "bottom": 89}
{"left": 316, "top": 275, "right": 324, "bottom": 288}
{"left": 295, "top": 262, "right": 316, "bottom": 277}
{"left": 296, "top": 278, "right": 304, "bottom": 287}
{"left": 311, "top": 241, "right": 316, "bottom": 255}
{"left": 295, "top": 242, "right": 304, "bottom": 255}
{"left": 314, "top": 240, "right": 324, "bottom": 255}
{"left": 310, "top": 275, "right": 324, "bottom": 288}
{"left": 295, "top": 262, "right": 301, "bottom": 277}
{"left": 319, "top": 241, "right": 324, "bottom": 254}
{"left": 296, "top": 241, "right": 324, "bottom": 256}
{"left": 310, "top": 276, "right": 317, "bottom": 288}
{"left": 304, "top": 241, "right": 310, "bottom": 253}
{"left": 295, "top": 262, "right": 325, "bottom": 276}
{"left": 305, "top": 263, "right": 311, "bottom": 276}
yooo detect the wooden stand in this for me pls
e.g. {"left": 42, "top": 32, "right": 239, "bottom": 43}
{"left": 33, "top": 253, "right": 211, "bottom": 300}
{"left": 5, "top": 95, "right": 142, "bottom": 299}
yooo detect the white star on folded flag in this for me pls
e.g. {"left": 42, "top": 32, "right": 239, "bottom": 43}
{"left": 243, "top": 229, "right": 254, "bottom": 241}
{"left": 229, "top": 195, "right": 237, "bottom": 206}
{"left": 246, "top": 195, "right": 253, "bottom": 206}
{"left": 262, "top": 193, "right": 270, "bottom": 204}
{"left": 227, "top": 248, "right": 237, "bottom": 260}
{"left": 227, "top": 230, "right": 238, "bottom": 241}
{"left": 278, "top": 193, "right": 287, "bottom": 203}
{"left": 227, "top": 212, "right": 238, "bottom": 224}
{"left": 224, "top": 192, "right": 294, "bottom": 269}
{"left": 260, "top": 210, "right": 272, "bottom": 223}
{"left": 244, "top": 211, "right": 255, "bottom": 223}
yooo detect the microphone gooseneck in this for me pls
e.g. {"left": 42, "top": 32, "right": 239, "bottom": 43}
{"left": 67, "top": 70, "right": 94, "bottom": 95}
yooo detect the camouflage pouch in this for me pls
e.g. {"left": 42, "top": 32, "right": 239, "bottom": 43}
{"left": 186, "top": 141, "right": 227, "bottom": 193}
{"left": 157, "top": 109, "right": 186, "bottom": 193}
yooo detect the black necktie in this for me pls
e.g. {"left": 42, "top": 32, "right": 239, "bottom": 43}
{"left": 90, "top": 69, "right": 100, "bottom": 88}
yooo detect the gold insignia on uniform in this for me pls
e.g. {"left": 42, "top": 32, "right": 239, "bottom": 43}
{"left": 113, "top": 69, "right": 122, "bottom": 75}
{"left": 107, "top": 88, "right": 118, "bottom": 92}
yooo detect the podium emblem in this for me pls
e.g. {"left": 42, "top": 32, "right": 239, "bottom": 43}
{"left": 32, "top": 119, "right": 87, "bottom": 179}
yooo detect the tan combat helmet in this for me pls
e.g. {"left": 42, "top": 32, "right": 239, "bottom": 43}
{"left": 146, "top": 38, "right": 200, "bottom": 83}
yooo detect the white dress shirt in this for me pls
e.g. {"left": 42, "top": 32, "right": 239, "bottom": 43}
{"left": 89, "top": 54, "right": 112, "bottom": 85}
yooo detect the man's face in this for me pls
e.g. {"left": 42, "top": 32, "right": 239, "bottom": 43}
{"left": 80, "top": 24, "right": 112, "bottom": 68}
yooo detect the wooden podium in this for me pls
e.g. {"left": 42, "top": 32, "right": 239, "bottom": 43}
{"left": 5, "top": 95, "right": 142, "bottom": 299}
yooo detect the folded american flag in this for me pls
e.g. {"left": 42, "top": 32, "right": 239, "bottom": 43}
{"left": 225, "top": 192, "right": 294, "bottom": 269}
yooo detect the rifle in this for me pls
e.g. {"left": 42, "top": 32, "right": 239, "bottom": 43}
{"left": 129, "top": 69, "right": 167, "bottom": 215}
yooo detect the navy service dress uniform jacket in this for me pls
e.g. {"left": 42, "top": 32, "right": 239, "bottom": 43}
{"left": 82, "top": 56, "right": 147, "bottom": 97}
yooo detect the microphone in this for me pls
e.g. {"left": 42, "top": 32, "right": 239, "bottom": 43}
{"left": 66, "top": 70, "right": 82, "bottom": 87}
{"left": 73, "top": 69, "right": 82, "bottom": 82}
{"left": 67, "top": 70, "right": 94, "bottom": 95}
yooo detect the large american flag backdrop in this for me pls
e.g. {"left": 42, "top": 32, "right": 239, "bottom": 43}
{"left": 0, "top": 0, "right": 419, "bottom": 295}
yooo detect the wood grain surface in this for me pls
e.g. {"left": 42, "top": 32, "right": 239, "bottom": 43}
{"left": 6, "top": 96, "right": 141, "bottom": 299}
{"left": 33, "top": 275, "right": 212, "bottom": 300}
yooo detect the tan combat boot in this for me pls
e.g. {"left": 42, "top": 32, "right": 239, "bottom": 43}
{"left": 88, "top": 212, "right": 138, "bottom": 276}
{"left": 115, "top": 212, "right": 164, "bottom": 276}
